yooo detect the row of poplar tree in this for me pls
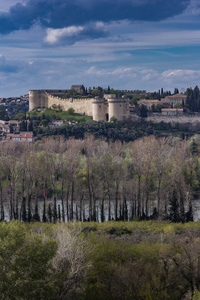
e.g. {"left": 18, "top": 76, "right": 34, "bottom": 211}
{"left": 0, "top": 135, "right": 199, "bottom": 223}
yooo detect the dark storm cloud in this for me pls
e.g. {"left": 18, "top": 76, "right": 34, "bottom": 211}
{"left": 0, "top": 0, "right": 190, "bottom": 35}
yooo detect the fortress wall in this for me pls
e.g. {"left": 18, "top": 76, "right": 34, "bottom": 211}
{"left": 29, "top": 90, "right": 130, "bottom": 121}
{"left": 29, "top": 90, "right": 48, "bottom": 111}
{"left": 92, "top": 99, "right": 107, "bottom": 121}
{"left": 47, "top": 94, "right": 93, "bottom": 116}
{"left": 108, "top": 100, "right": 129, "bottom": 121}
{"left": 46, "top": 90, "right": 67, "bottom": 94}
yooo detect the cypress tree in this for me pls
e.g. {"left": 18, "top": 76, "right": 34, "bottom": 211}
{"left": 28, "top": 120, "right": 33, "bottom": 131}
{"left": 140, "top": 104, "right": 148, "bottom": 118}
{"left": 174, "top": 88, "right": 179, "bottom": 94}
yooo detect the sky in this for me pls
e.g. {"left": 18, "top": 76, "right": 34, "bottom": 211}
{"left": 0, "top": 0, "right": 200, "bottom": 97}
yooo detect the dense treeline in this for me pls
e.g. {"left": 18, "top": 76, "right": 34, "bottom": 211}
{"left": 36, "top": 119, "right": 198, "bottom": 142}
{"left": 186, "top": 86, "right": 200, "bottom": 112}
{"left": 0, "top": 136, "right": 199, "bottom": 222}
{"left": 0, "top": 221, "right": 91, "bottom": 300}
{"left": 2, "top": 221, "right": 200, "bottom": 299}
{"left": 35, "top": 120, "right": 155, "bottom": 142}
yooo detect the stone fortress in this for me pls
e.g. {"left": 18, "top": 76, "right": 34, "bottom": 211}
{"left": 29, "top": 85, "right": 130, "bottom": 122}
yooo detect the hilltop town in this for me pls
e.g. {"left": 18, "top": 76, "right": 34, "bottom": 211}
{"left": 0, "top": 94, "right": 29, "bottom": 117}
{"left": 29, "top": 85, "right": 187, "bottom": 120}
{"left": 1, "top": 84, "right": 200, "bottom": 141}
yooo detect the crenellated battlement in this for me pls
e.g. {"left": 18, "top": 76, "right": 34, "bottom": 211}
{"left": 29, "top": 88, "right": 130, "bottom": 121}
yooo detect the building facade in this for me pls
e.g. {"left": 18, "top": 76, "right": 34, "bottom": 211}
{"left": 164, "top": 94, "right": 187, "bottom": 107}
{"left": 138, "top": 99, "right": 161, "bottom": 109}
{"left": 161, "top": 108, "right": 184, "bottom": 116}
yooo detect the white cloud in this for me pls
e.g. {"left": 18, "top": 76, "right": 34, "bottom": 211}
{"left": 83, "top": 65, "right": 200, "bottom": 92}
{"left": 44, "top": 26, "right": 84, "bottom": 44}
{"left": 85, "top": 66, "right": 159, "bottom": 83}
{"left": 161, "top": 69, "right": 200, "bottom": 84}
{"left": 183, "top": 0, "right": 200, "bottom": 15}
{"left": 140, "top": 69, "right": 159, "bottom": 81}
{"left": 85, "top": 66, "right": 159, "bottom": 80}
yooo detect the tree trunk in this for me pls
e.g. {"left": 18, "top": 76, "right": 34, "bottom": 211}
{"left": 61, "top": 181, "right": 65, "bottom": 222}
{"left": 70, "top": 181, "right": 74, "bottom": 220}
{"left": 115, "top": 181, "right": 119, "bottom": 221}
{"left": 137, "top": 176, "right": 141, "bottom": 218}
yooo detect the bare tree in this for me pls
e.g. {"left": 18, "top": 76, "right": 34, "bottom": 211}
{"left": 51, "top": 225, "right": 93, "bottom": 299}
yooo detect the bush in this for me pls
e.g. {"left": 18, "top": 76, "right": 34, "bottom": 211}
{"left": 0, "top": 221, "right": 57, "bottom": 299}
{"left": 108, "top": 227, "right": 132, "bottom": 236}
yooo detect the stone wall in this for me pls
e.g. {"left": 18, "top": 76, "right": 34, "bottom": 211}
{"left": 108, "top": 99, "right": 129, "bottom": 121}
{"left": 29, "top": 90, "right": 130, "bottom": 121}
{"left": 92, "top": 98, "right": 107, "bottom": 121}
{"left": 29, "top": 90, "right": 48, "bottom": 111}
{"left": 47, "top": 94, "right": 93, "bottom": 116}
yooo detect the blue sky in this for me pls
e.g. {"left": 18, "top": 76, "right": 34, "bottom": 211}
{"left": 0, "top": 0, "right": 200, "bottom": 97}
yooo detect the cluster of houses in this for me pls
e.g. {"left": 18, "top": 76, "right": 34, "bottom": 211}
{"left": 0, "top": 120, "right": 33, "bottom": 142}
{"left": 0, "top": 94, "right": 29, "bottom": 117}
{"left": 6, "top": 132, "right": 33, "bottom": 142}
{"left": 0, "top": 118, "right": 76, "bottom": 142}
{"left": 138, "top": 93, "right": 187, "bottom": 116}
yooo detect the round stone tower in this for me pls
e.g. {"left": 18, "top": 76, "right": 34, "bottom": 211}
{"left": 29, "top": 90, "right": 48, "bottom": 111}
{"left": 105, "top": 94, "right": 129, "bottom": 121}
{"left": 92, "top": 97, "right": 107, "bottom": 121}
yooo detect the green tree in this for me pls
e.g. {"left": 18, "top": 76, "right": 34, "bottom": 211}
{"left": 110, "top": 116, "right": 118, "bottom": 123}
{"left": 193, "top": 290, "right": 200, "bottom": 300}
{"left": 40, "top": 119, "right": 48, "bottom": 127}
{"left": 69, "top": 88, "right": 78, "bottom": 97}
{"left": 67, "top": 107, "right": 75, "bottom": 115}
{"left": 0, "top": 109, "right": 8, "bottom": 120}
{"left": 169, "top": 190, "right": 180, "bottom": 222}
{"left": 174, "top": 88, "right": 179, "bottom": 94}
{"left": 91, "top": 89, "right": 103, "bottom": 98}
{"left": 190, "top": 139, "right": 199, "bottom": 156}
{"left": 0, "top": 222, "right": 57, "bottom": 299}
{"left": 174, "top": 102, "right": 182, "bottom": 108}
{"left": 140, "top": 104, "right": 148, "bottom": 118}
